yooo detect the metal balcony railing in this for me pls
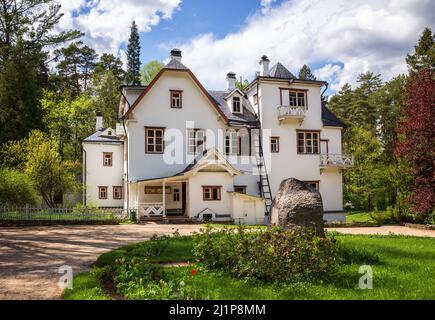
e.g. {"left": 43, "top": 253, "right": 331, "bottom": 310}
{"left": 320, "top": 154, "right": 354, "bottom": 168}
{"left": 277, "top": 105, "right": 306, "bottom": 121}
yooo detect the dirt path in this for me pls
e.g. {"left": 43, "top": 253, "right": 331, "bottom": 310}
{"left": 0, "top": 224, "right": 202, "bottom": 300}
{"left": 1, "top": 224, "right": 433, "bottom": 300}
{"left": 326, "top": 225, "right": 435, "bottom": 237}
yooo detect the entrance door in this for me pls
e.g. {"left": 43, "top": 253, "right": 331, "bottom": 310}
{"left": 243, "top": 200, "right": 256, "bottom": 225}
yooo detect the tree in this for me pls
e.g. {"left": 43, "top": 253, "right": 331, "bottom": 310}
{"left": 343, "top": 126, "right": 384, "bottom": 211}
{"left": 23, "top": 131, "right": 78, "bottom": 208}
{"left": 92, "top": 71, "right": 120, "bottom": 129}
{"left": 94, "top": 53, "right": 125, "bottom": 82}
{"left": 371, "top": 75, "right": 407, "bottom": 160}
{"left": 0, "top": 0, "right": 81, "bottom": 62}
{"left": 125, "top": 20, "right": 141, "bottom": 85}
{"left": 0, "top": 0, "right": 80, "bottom": 144}
{"left": 0, "top": 41, "right": 44, "bottom": 143}
{"left": 406, "top": 27, "right": 435, "bottom": 74}
{"left": 236, "top": 78, "right": 249, "bottom": 91}
{"left": 55, "top": 41, "right": 97, "bottom": 98}
{"left": 140, "top": 60, "right": 163, "bottom": 85}
{"left": 298, "top": 64, "right": 316, "bottom": 80}
{"left": 395, "top": 69, "right": 435, "bottom": 219}
{"left": 0, "top": 168, "right": 38, "bottom": 206}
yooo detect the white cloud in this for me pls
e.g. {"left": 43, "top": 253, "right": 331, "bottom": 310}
{"left": 56, "top": 0, "right": 181, "bottom": 58}
{"left": 175, "top": 0, "right": 434, "bottom": 90}
{"left": 260, "top": 0, "right": 277, "bottom": 14}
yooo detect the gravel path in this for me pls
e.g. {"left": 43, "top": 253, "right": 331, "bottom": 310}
{"left": 326, "top": 225, "right": 435, "bottom": 237}
{"left": 1, "top": 224, "right": 433, "bottom": 300}
{"left": 0, "top": 224, "right": 202, "bottom": 300}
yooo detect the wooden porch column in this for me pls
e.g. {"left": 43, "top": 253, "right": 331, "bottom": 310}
{"left": 162, "top": 179, "right": 166, "bottom": 217}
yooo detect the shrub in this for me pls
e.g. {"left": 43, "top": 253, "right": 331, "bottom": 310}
{"left": 193, "top": 226, "right": 342, "bottom": 283}
{"left": 0, "top": 168, "right": 38, "bottom": 206}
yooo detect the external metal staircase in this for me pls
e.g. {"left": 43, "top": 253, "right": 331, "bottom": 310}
{"left": 253, "top": 130, "right": 273, "bottom": 223}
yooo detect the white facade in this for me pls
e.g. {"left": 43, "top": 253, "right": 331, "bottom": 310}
{"left": 83, "top": 50, "right": 353, "bottom": 223}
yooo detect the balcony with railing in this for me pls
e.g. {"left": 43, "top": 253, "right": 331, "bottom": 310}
{"left": 277, "top": 105, "right": 306, "bottom": 122}
{"left": 320, "top": 154, "right": 354, "bottom": 168}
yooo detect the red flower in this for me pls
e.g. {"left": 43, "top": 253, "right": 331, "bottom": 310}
{"left": 191, "top": 269, "right": 198, "bottom": 276}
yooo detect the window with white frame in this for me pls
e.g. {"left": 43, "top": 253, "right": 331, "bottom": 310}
{"left": 170, "top": 90, "right": 182, "bottom": 108}
{"left": 225, "top": 130, "right": 239, "bottom": 155}
{"left": 232, "top": 97, "right": 241, "bottom": 113}
{"left": 270, "top": 137, "right": 279, "bottom": 153}
{"left": 173, "top": 188, "right": 180, "bottom": 202}
{"left": 297, "top": 131, "right": 320, "bottom": 154}
{"left": 103, "top": 152, "right": 112, "bottom": 166}
{"left": 98, "top": 186, "right": 108, "bottom": 199}
{"left": 187, "top": 129, "right": 205, "bottom": 154}
{"left": 289, "top": 91, "right": 306, "bottom": 107}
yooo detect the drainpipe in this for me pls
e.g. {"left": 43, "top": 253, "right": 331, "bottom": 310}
{"left": 82, "top": 146, "right": 87, "bottom": 206}
{"left": 321, "top": 82, "right": 329, "bottom": 98}
{"left": 120, "top": 88, "right": 131, "bottom": 212}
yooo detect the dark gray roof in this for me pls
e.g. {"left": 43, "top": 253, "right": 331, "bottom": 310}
{"left": 83, "top": 128, "right": 123, "bottom": 144}
{"left": 164, "top": 58, "right": 189, "bottom": 70}
{"left": 322, "top": 102, "right": 345, "bottom": 128}
{"left": 207, "top": 90, "right": 257, "bottom": 123}
{"left": 269, "top": 62, "right": 296, "bottom": 80}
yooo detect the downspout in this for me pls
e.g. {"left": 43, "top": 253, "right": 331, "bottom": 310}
{"left": 82, "top": 145, "right": 87, "bottom": 206}
{"left": 120, "top": 89, "right": 131, "bottom": 212}
{"left": 321, "top": 82, "right": 329, "bottom": 98}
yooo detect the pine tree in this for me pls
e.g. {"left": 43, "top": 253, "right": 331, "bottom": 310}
{"left": 298, "top": 64, "right": 316, "bottom": 80}
{"left": 406, "top": 27, "right": 435, "bottom": 74}
{"left": 126, "top": 21, "right": 141, "bottom": 85}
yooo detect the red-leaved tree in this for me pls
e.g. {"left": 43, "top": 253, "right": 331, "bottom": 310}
{"left": 395, "top": 69, "right": 435, "bottom": 219}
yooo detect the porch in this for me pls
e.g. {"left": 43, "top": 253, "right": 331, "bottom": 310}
{"left": 131, "top": 177, "right": 189, "bottom": 222}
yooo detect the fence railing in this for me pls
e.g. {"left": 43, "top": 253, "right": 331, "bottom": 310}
{"left": 0, "top": 205, "right": 129, "bottom": 222}
{"left": 277, "top": 105, "right": 306, "bottom": 120}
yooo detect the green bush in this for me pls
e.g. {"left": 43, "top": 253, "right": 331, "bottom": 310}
{"left": 0, "top": 168, "right": 38, "bottom": 206}
{"left": 193, "top": 226, "right": 342, "bottom": 283}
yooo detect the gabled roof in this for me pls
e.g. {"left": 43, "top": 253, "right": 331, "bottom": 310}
{"left": 164, "top": 58, "right": 189, "bottom": 70}
{"left": 321, "top": 102, "right": 346, "bottom": 128}
{"left": 83, "top": 128, "right": 123, "bottom": 144}
{"left": 269, "top": 62, "right": 296, "bottom": 80}
{"left": 208, "top": 90, "right": 257, "bottom": 123}
{"left": 131, "top": 148, "right": 243, "bottom": 183}
{"left": 122, "top": 61, "right": 228, "bottom": 123}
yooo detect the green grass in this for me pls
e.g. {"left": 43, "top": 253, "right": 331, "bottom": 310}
{"left": 63, "top": 234, "right": 435, "bottom": 300}
{"left": 346, "top": 211, "right": 376, "bottom": 223}
{"left": 205, "top": 223, "right": 267, "bottom": 230}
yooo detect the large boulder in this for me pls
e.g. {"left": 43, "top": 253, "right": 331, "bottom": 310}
{"left": 270, "top": 178, "right": 325, "bottom": 236}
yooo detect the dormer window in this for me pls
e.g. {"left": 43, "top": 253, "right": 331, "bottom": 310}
{"left": 232, "top": 97, "right": 241, "bottom": 113}
{"left": 170, "top": 90, "right": 182, "bottom": 108}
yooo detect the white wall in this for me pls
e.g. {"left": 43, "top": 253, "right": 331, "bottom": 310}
{"left": 83, "top": 142, "right": 124, "bottom": 207}
{"left": 232, "top": 194, "right": 265, "bottom": 225}
{"left": 188, "top": 172, "right": 234, "bottom": 218}
{"left": 126, "top": 71, "right": 228, "bottom": 181}
{"left": 319, "top": 167, "right": 343, "bottom": 211}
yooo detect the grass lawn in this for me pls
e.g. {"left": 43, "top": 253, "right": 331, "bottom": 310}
{"left": 63, "top": 234, "right": 435, "bottom": 300}
{"left": 346, "top": 211, "right": 376, "bottom": 223}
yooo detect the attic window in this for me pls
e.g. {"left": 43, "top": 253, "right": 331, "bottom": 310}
{"left": 232, "top": 97, "right": 241, "bottom": 113}
{"left": 170, "top": 90, "right": 182, "bottom": 108}
{"left": 107, "top": 130, "right": 112, "bottom": 136}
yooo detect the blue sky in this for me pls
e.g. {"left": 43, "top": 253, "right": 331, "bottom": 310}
{"left": 58, "top": 0, "right": 434, "bottom": 92}
{"left": 135, "top": 0, "right": 266, "bottom": 63}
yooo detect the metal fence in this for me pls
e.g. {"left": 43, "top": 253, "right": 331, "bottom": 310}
{"left": 0, "top": 205, "right": 130, "bottom": 223}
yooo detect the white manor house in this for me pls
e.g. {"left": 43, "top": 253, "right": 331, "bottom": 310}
{"left": 82, "top": 49, "right": 353, "bottom": 224}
